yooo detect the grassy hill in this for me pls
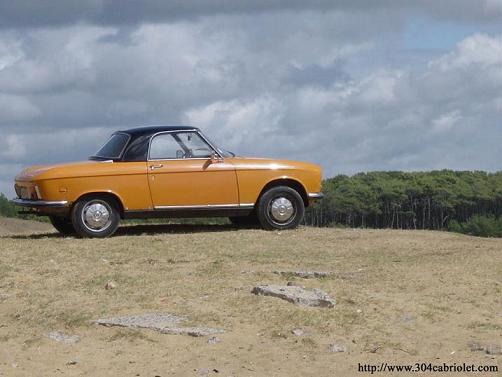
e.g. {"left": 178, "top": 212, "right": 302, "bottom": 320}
{"left": 0, "top": 220, "right": 500, "bottom": 375}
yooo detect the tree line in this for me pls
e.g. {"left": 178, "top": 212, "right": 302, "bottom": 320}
{"left": 305, "top": 170, "right": 502, "bottom": 231}
{"left": 2, "top": 170, "right": 502, "bottom": 235}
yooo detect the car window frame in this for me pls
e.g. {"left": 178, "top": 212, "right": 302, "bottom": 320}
{"left": 147, "top": 130, "right": 223, "bottom": 161}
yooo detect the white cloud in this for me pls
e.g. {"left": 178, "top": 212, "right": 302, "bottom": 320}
{"left": 0, "top": 8, "right": 501, "bottom": 197}
{"left": 2, "top": 135, "right": 26, "bottom": 159}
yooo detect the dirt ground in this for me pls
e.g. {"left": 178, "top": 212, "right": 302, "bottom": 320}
{"left": 0, "top": 218, "right": 500, "bottom": 376}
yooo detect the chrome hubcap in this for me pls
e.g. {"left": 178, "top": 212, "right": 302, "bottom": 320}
{"left": 82, "top": 201, "right": 111, "bottom": 231}
{"left": 270, "top": 197, "right": 294, "bottom": 223}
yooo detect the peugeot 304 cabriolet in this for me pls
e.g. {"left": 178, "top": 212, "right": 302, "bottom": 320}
{"left": 13, "top": 126, "right": 323, "bottom": 237}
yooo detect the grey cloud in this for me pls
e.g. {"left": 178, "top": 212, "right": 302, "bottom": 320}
{"left": 1, "top": 0, "right": 501, "bottom": 29}
{"left": 0, "top": 4, "right": 501, "bottom": 198}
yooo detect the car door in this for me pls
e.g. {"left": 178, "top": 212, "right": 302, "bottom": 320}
{"left": 147, "top": 131, "right": 239, "bottom": 208}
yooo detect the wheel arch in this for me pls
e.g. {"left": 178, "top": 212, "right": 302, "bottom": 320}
{"left": 72, "top": 191, "right": 125, "bottom": 218}
{"left": 257, "top": 178, "right": 309, "bottom": 207}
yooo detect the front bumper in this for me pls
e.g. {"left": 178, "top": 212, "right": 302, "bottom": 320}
{"left": 11, "top": 198, "right": 69, "bottom": 208}
{"left": 308, "top": 192, "right": 324, "bottom": 200}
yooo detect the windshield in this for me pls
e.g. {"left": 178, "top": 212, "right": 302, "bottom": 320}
{"left": 92, "top": 133, "right": 130, "bottom": 159}
{"left": 203, "top": 135, "right": 234, "bottom": 157}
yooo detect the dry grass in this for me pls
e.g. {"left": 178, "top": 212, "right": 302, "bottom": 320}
{"left": 0, "top": 219, "right": 500, "bottom": 376}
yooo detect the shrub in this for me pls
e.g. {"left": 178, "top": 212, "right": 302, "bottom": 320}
{"left": 0, "top": 193, "right": 17, "bottom": 218}
{"left": 448, "top": 215, "right": 502, "bottom": 238}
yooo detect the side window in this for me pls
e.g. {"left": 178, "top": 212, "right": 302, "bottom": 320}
{"left": 149, "top": 132, "right": 214, "bottom": 159}
{"left": 149, "top": 134, "right": 182, "bottom": 159}
{"left": 176, "top": 132, "right": 213, "bottom": 158}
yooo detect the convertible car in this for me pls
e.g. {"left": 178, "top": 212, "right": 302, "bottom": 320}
{"left": 12, "top": 126, "right": 323, "bottom": 237}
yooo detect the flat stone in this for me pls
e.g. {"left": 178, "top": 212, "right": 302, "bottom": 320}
{"left": 274, "top": 270, "right": 333, "bottom": 279}
{"left": 95, "top": 313, "right": 224, "bottom": 337}
{"left": 328, "top": 343, "right": 347, "bottom": 353}
{"left": 48, "top": 331, "right": 80, "bottom": 345}
{"left": 207, "top": 336, "right": 221, "bottom": 344}
{"left": 292, "top": 329, "right": 304, "bottom": 336}
{"left": 252, "top": 285, "right": 335, "bottom": 308}
{"left": 158, "top": 327, "right": 224, "bottom": 337}
{"left": 485, "top": 344, "right": 502, "bottom": 355}
{"left": 104, "top": 281, "right": 117, "bottom": 290}
{"left": 468, "top": 341, "right": 501, "bottom": 355}
{"left": 273, "top": 270, "right": 362, "bottom": 280}
{"left": 468, "top": 341, "right": 484, "bottom": 351}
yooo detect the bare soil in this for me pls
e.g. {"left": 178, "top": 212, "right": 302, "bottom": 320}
{"left": 0, "top": 218, "right": 500, "bottom": 376}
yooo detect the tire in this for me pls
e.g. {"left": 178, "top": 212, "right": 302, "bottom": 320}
{"left": 256, "top": 186, "right": 305, "bottom": 230}
{"left": 49, "top": 215, "right": 75, "bottom": 235}
{"left": 71, "top": 196, "right": 120, "bottom": 238}
{"left": 229, "top": 213, "right": 259, "bottom": 227}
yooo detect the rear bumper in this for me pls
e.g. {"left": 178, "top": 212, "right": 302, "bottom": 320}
{"left": 11, "top": 198, "right": 69, "bottom": 208}
{"left": 308, "top": 192, "right": 324, "bottom": 200}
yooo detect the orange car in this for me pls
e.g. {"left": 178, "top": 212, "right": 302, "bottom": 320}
{"left": 13, "top": 126, "right": 323, "bottom": 237}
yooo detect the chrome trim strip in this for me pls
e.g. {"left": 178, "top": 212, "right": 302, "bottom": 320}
{"left": 239, "top": 203, "right": 255, "bottom": 208}
{"left": 154, "top": 204, "right": 253, "bottom": 210}
{"left": 308, "top": 192, "right": 324, "bottom": 199}
{"left": 11, "top": 198, "right": 69, "bottom": 207}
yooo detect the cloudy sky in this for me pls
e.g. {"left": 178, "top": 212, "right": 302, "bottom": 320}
{"left": 1, "top": 1, "right": 502, "bottom": 197}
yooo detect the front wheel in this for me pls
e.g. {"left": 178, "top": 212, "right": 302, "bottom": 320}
{"left": 49, "top": 216, "right": 75, "bottom": 235}
{"left": 257, "top": 186, "right": 305, "bottom": 230}
{"left": 71, "top": 197, "right": 120, "bottom": 238}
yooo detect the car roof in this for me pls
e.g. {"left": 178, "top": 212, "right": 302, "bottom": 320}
{"left": 120, "top": 125, "right": 199, "bottom": 137}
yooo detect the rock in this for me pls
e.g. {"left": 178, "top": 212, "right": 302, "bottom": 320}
{"left": 286, "top": 281, "right": 303, "bottom": 287}
{"left": 66, "top": 359, "right": 78, "bottom": 366}
{"left": 292, "top": 329, "right": 304, "bottom": 336}
{"left": 273, "top": 270, "right": 362, "bottom": 280}
{"left": 485, "top": 344, "right": 502, "bottom": 355}
{"left": 468, "top": 341, "right": 484, "bottom": 352}
{"left": 48, "top": 331, "right": 81, "bottom": 345}
{"left": 328, "top": 343, "right": 347, "bottom": 353}
{"left": 252, "top": 285, "right": 335, "bottom": 308}
{"left": 197, "top": 368, "right": 210, "bottom": 376}
{"left": 207, "top": 336, "right": 221, "bottom": 344}
{"left": 105, "top": 281, "right": 117, "bottom": 290}
{"left": 274, "top": 270, "right": 333, "bottom": 279}
{"left": 468, "top": 341, "right": 501, "bottom": 355}
{"left": 159, "top": 327, "right": 224, "bottom": 337}
{"left": 401, "top": 314, "right": 415, "bottom": 323}
{"left": 95, "top": 313, "right": 224, "bottom": 337}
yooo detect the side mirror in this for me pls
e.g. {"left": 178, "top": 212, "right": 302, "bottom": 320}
{"left": 210, "top": 152, "right": 223, "bottom": 163}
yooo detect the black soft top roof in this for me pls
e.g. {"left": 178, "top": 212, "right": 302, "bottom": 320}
{"left": 121, "top": 125, "right": 198, "bottom": 138}
{"left": 96, "top": 125, "right": 201, "bottom": 162}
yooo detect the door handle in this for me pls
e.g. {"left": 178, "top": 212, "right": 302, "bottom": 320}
{"left": 149, "top": 164, "right": 164, "bottom": 170}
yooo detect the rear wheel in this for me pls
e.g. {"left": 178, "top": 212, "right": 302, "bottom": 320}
{"left": 49, "top": 216, "right": 75, "bottom": 235}
{"left": 71, "top": 197, "right": 120, "bottom": 238}
{"left": 257, "top": 186, "right": 305, "bottom": 230}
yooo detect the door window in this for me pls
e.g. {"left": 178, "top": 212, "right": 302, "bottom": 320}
{"left": 149, "top": 132, "right": 214, "bottom": 160}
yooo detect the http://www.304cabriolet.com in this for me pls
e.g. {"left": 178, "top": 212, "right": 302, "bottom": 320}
{"left": 12, "top": 126, "right": 323, "bottom": 238}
